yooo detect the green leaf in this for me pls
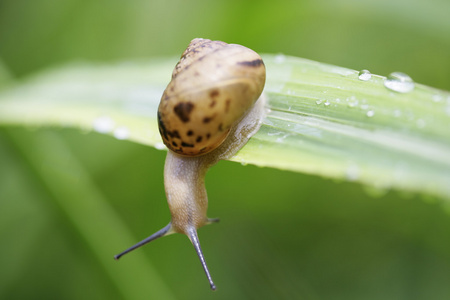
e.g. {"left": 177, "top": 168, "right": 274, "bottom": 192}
{"left": 0, "top": 55, "right": 449, "bottom": 199}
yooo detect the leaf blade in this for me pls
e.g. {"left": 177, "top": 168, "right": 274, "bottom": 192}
{"left": 0, "top": 55, "right": 449, "bottom": 199}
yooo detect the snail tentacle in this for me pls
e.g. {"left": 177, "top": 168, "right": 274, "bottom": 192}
{"left": 114, "top": 223, "right": 173, "bottom": 260}
{"left": 187, "top": 227, "right": 216, "bottom": 290}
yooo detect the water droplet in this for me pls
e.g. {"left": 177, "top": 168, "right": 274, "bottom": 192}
{"left": 366, "top": 110, "right": 375, "bottom": 117}
{"left": 360, "top": 104, "right": 369, "bottom": 110}
{"left": 346, "top": 164, "right": 359, "bottom": 181}
{"left": 416, "top": 119, "right": 426, "bottom": 129}
{"left": 324, "top": 100, "right": 331, "bottom": 106}
{"left": 154, "top": 142, "right": 166, "bottom": 150}
{"left": 316, "top": 100, "right": 323, "bottom": 105}
{"left": 114, "top": 126, "right": 130, "bottom": 140}
{"left": 393, "top": 109, "right": 402, "bottom": 117}
{"left": 274, "top": 54, "right": 286, "bottom": 64}
{"left": 267, "top": 131, "right": 283, "bottom": 136}
{"left": 347, "top": 96, "right": 358, "bottom": 108}
{"left": 274, "top": 133, "right": 290, "bottom": 143}
{"left": 432, "top": 94, "right": 442, "bottom": 102}
{"left": 336, "top": 98, "right": 341, "bottom": 103}
{"left": 358, "top": 69, "right": 372, "bottom": 81}
{"left": 384, "top": 72, "right": 414, "bottom": 93}
{"left": 93, "top": 116, "right": 115, "bottom": 133}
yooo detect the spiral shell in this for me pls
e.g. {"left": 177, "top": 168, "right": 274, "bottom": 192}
{"left": 157, "top": 38, "right": 266, "bottom": 156}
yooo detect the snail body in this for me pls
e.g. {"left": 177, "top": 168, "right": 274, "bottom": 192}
{"left": 115, "top": 38, "right": 266, "bottom": 290}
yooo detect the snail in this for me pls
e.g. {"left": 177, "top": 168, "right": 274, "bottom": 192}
{"left": 114, "top": 38, "right": 266, "bottom": 290}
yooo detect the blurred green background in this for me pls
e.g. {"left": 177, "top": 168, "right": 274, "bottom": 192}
{"left": 1, "top": 0, "right": 450, "bottom": 299}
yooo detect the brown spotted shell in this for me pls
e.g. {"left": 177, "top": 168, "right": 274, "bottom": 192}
{"left": 158, "top": 38, "right": 266, "bottom": 156}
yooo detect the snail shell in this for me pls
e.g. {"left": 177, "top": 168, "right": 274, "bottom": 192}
{"left": 158, "top": 38, "right": 266, "bottom": 156}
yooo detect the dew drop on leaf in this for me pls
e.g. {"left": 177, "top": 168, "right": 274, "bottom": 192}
{"left": 93, "top": 116, "right": 115, "bottom": 133}
{"left": 393, "top": 109, "right": 402, "bottom": 117}
{"left": 346, "top": 164, "right": 360, "bottom": 181}
{"left": 347, "top": 96, "right": 358, "bottom": 108}
{"left": 274, "top": 54, "right": 286, "bottom": 64}
{"left": 384, "top": 72, "right": 414, "bottom": 93}
{"left": 432, "top": 94, "right": 443, "bottom": 102}
{"left": 358, "top": 69, "right": 372, "bottom": 81}
{"left": 114, "top": 126, "right": 130, "bottom": 140}
{"left": 416, "top": 119, "right": 426, "bottom": 129}
{"left": 155, "top": 142, "right": 166, "bottom": 150}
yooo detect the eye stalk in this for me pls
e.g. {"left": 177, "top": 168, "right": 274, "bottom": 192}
{"left": 114, "top": 223, "right": 172, "bottom": 260}
{"left": 114, "top": 222, "right": 218, "bottom": 290}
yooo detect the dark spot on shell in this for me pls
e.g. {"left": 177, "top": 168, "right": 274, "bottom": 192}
{"left": 181, "top": 142, "right": 194, "bottom": 147}
{"left": 203, "top": 116, "right": 215, "bottom": 123}
{"left": 199, "top": 147, "right": 207, "bottom": 153}
{"left": 174, "top": 102, "right": 194, "bottom": 123}
{"left": 168, "top": 130, "right": 180, "bottom": 138}
{"left": 206, "top": 133, "right": 211, "bottom": 139}
{"left": 218, "top": 123, "right": 223, "bottom": 131}
{"left": 238, "top": 59, "right": 264, "bottom": 67}
{"left": 157, "top": 111, "right": 168, "bottom": 140}
{"left": 172, "top": 141, "right": 178, "bottom": 147}
{"left": 225, "top": 99, "right": 231, "bottom": 113}
{"left": 210, "top": 90, "right": 219, "bottom": 98}
{"left": 187, "top": 130, "right": 193, "bottom": 136}
{"left": 209, "top": 100, "right": 216, "bottom": 108}
{"left": 196, "top": 136, "right": 203, "bottom": 143}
